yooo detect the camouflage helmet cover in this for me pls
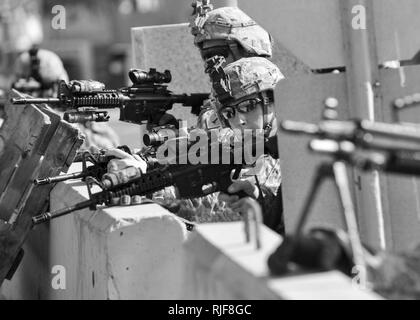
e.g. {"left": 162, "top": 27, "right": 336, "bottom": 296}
{"left": 14, "top": 48, "right": 69, "bottom": 83}
{"left": 191, "top": 7, "right": 272, "bottom": 58}
{"left": 214, "top": 57, "right": 284, "bottom": 103}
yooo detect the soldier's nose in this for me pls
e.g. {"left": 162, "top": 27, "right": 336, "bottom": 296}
{"left": 238, "top": 114, "right": 247, "bottom": 126}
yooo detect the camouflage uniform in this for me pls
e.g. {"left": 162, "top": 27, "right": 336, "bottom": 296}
{"left": 191, "top": 7, "right": 272, "bottom": 58}
{"left": 138, "top": 7, "right": 280, "bottom": 225}
{"left": 211, "top": 57, "right": 285, "bottom": 234}
{"left": 191, "top": 6, "right": 273, "bottom": 131}
{"left": 13, "top": 48, "right": 69, "bottom": 97}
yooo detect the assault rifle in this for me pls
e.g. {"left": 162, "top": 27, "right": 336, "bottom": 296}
{"left": 34, "top": 145, "right": 160, "bottom": 186}
{"left": 11, "top": 68, "right": 210, "bottom": 126}
{"left": 32, "top": 163, "right": 246, "bottom": 225}
{"left": 30, "top": 133, "right": 266, "bottom": 225}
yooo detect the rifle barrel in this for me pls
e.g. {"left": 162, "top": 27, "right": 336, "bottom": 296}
{"left": 11, "top": 98, "right": 61, "bottom": 105}
{"left": 360, "top": 120, "right": 420, "bottom": 142}
{"left": 34, "top": 172, "right": 86, "bottom": 185}
{"left": 281, "top": 120, "right": 320, "bottom": 135}
{"left": 32, "top": 199, "right": 94, "bottom": 225}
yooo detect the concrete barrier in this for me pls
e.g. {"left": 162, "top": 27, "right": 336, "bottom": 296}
{"left": 1, "top": 164, "right": 189, "bottom": 300}
{"left": 0, "top": 163, "right": 383, "bottom": 300}
{"left": 183, "top": 222, "right": 383, "bottom": 300}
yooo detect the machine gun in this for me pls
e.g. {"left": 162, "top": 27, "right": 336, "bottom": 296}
{"left": 282, "top": 119, "right": 420, "bottom": 153}
{"left": 11, "top": 69, "right": 210, "bottom": 127}
{"left": 268, "top": 118, "right": 420, "bottom": 278}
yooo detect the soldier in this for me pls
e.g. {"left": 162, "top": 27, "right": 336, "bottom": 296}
{"left": 146, "top": 7, "right": 278, "bottom": 222}
{"left": 190, "top": 5, "right": 273, "bottom": 130}
{"left": 214, "top": 57, "right": 285, "bottom": 235}
{"left": 12, "top": 46, "right": 69, "bottom": 98}
{"left": 103, "top": 6, "right": 281, "bottom": 224}
{"left": 12, "top": 46, "right": 120, "bottom": 152}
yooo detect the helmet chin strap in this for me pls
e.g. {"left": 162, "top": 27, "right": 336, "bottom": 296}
{"left": 227, "top": 42, "right": 243, "bottom": 62}
{"left": 29, "top": 46, "right": 42, "bottom": 84}
{"left": 261, "top": 92, "right": 274, "bottom": 139}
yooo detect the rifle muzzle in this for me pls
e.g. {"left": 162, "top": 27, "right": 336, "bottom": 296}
{"left": 11, "top": 97, "right": 61, "bottom": 105}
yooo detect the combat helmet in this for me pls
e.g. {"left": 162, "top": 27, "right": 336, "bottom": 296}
{"left": 190, "top": 6, "right": 273, "bottom": 59}
{"left": 13, "top": 46, "right": 69, "bottom": 94}
{"left": 212, "top": 57, "right": 283, "bottom": 103}
{"left": 210, "top": 57, "right": 284, "bottom": 137}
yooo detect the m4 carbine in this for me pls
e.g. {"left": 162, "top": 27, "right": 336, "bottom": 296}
{"left": 12, "top": 68, "right": 210, "bottom": 127}
{"left": 31, "top": 133, "right": 266, "bottom": 225}
{"left": 32, "top": 162, "right": 246, "bottom": 225}
{"left": 34, "top": 145, "right": 160, "bottom": 186}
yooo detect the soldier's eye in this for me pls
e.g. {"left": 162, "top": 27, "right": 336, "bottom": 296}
{"left": 200, "top": 46, "right": 229, "bottom": 60}
{"left": 220, "top": 107, "right": 236, "bottom": 119}
{"left": 236, "top": 99, "right": 261, "bottom": 113}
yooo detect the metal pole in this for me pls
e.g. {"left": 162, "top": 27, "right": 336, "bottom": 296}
{"left": 340, "top": 0, "right": 388, "bottom": 250}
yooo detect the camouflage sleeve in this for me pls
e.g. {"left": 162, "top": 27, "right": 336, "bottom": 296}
{"left": 256, "top": 184, "right": 285, "bottom": 235}
{"left": 152, "top": 187, "right": 241, "bottom": 224}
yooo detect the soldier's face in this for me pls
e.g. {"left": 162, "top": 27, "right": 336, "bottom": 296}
{"left": 221, "top": 99, "right": 275, "bottom": 131}
{"left": 228, "top": 105, "right": 263, "bottom": 131}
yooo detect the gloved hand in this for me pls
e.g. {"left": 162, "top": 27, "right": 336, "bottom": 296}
{"left": 105, "top": 148, "right": 147, "bottom": 174}
{"left": 218, "top": 179, "right": 259, "bottom": 215}
{"left": 103, "top": 148, "right": 148, "bottom": 206}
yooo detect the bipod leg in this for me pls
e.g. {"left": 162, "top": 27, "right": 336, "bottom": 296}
{"left": 332, "top": 161, "right": 366, "bottom": 279}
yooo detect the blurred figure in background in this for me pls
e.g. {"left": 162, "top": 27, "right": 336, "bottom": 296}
{"left": 11, "top": 46, "right": 120, "bottom": 151}
{"left": 12, "top": 46, "right": 69, "bottom": 97}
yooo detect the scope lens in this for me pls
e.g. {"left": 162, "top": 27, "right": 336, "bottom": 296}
{"left": 129, "top": 69, "right": 171, "bottom": 84}
{"left": 143, "top": 133, "right": 160, "bottom": 146}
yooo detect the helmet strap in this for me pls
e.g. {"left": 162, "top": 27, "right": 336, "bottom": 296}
{"left": 227, "top": 42, "right": 243, "bottom": 61}
{"left": 260, "top": 91, "right": 274, "bottom": 139}
{"left": 29, "top": 46, "right": 42, "bottom": 84}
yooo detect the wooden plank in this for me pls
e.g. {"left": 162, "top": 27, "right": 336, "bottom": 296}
{"left": 0, "top": 93, "right": 84, "bottom": 285}
{"left": 0, "top": 104, "right": 62, "bottom": 221}
{"left": 0, "top": 121, "right": 83, "bottom": 285}
{"left": 0, "top": 94, "right": 51, "bottom": 197}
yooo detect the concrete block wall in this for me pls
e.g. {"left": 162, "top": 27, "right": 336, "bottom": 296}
{"left": 182, "top": 222, "right": 382, "bottom": 300}
{"left": 131, "top": 23, "right": 210, "bottom": 128}
{"left": 238, "top": 0, "right": 420, "bottom": 68}
{"left": 130, "top": 21, "right": 311, "bottom": 132}
{"left": 1, "top": 165, "right": 189, "bottom": 300}
{"left": 0, "top": 171, "right": 382, "bottom": 299}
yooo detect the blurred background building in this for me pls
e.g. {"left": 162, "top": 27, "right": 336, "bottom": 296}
{"left": 0, "top": 0, "right": 237, "bottom": 89}
{"left": 0, "top": 0, "right": 237, "bottom": 146}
